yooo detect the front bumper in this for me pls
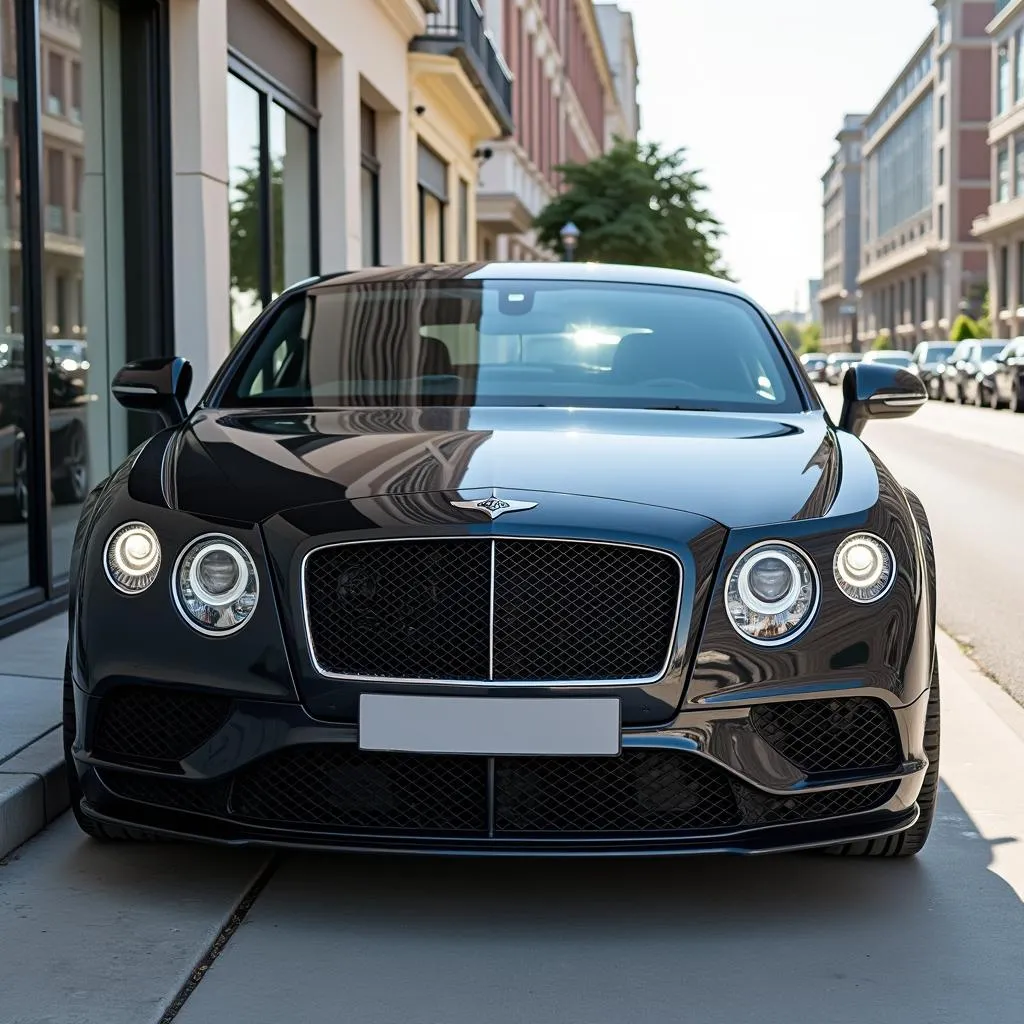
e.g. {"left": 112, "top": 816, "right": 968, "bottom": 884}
{"left": 71, "top": 684, "right": 930, "bottom": 856}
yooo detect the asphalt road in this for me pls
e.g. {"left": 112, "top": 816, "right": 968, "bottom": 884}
{"left": 816, "top": 383, "right": 1024, "bottom": 705}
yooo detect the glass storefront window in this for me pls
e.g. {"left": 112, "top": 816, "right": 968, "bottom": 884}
{"left": 227, "top": 68, "right": 316, "bottom": 346}
{"left": 39, "top": 0, "right": 130, "bottom": 579}
{"left": 0, "top": 0, "right": 27, "bottom": 597}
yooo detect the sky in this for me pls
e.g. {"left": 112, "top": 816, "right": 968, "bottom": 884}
{"left": 619, "top": 0, "right": 940, "bottom": 313}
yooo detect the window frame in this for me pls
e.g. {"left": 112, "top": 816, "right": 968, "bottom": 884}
{"left": 360, "top": 102, "right": 381, "bottom": 267}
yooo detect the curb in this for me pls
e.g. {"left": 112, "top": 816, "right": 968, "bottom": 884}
{"left": 0, "top": 729, "right": 69, "bottom": 861}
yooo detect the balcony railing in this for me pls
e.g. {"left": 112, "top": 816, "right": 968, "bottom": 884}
{"left": 412, "top": 0, "right": 514, "bottom": 135}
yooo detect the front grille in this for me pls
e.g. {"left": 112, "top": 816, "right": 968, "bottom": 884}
{"left": 749, "top": 697, "right": 903, "bottom": 774}
{"left": 303, "top": 539, "right": 681, "bottom": 682}
{"left": 232, "top": 748, "right": 488, "bottom": 832}
{"left": 103, "top": 747, "right": 897, "bottom": 839}
{"left": 92, "top": 687, "right": 232, "bottom": 763}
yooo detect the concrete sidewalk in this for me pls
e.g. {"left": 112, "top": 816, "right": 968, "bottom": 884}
{"left": 0, "top": 614, "right": 69, "bottom": 859}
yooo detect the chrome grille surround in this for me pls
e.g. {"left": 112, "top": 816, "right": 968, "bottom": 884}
{"left": 300, "top": 536, "right": 685, "bottom": 686}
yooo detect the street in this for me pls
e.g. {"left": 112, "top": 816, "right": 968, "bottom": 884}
{"left": 2, "top": 392, "right": 1024, "bottom": 1024}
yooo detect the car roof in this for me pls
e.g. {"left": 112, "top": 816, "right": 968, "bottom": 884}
{"left": 303, "top": 262, "right": 754, "bottom": 301}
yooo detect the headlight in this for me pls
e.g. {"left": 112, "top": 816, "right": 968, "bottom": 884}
{"left": 174, "top": 534, "right": 259, "bottom": 634}
{"left": 725, "top": 541, "right": 818, "bottom": 646}
{"left": 104, "top": 522, "right": 161, "bottom": 593}
{"left": 833, "top": 533, "right": 894, "bottom": 603}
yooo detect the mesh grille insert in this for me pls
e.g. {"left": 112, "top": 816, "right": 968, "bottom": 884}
{"left": 303, "top": 539, "right": 681, "bottom": 682}
{"left": 231, "top": 747, "right": 489, "bottom": 832}
{"left": 494, "top": 751, "right": 741, "bottom": 832}
{"left": 93, "top": 687, "right": 232, "bottom": 763}
{"left": 749, "top": 697, "right": 903, "bottom": 774}
{"left": 97, "top": 749, "right": 898, "bottom": 839}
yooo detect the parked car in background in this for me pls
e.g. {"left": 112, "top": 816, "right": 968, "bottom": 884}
{"left": 824, "top": 352, "right": 863, "bottom": 385}
{"left": 862, "top": 350, "right": 914, "bottom": 369}
{"left": 910, "top": 342, "right": 956, "bottom": 400}
{"left": 940, "top": 339, "right": 1004, "bottom": 404}
{"left": 976, "top": 337, "right": 1024, "bottom": 412}
{"left": 800, "top": 353, "right": 828, "bottom": 382}
{"left": 0, "top": 337, "right": 91, "bottom": 522}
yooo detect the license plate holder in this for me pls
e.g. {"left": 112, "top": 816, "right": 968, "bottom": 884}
{"left": 358, "top": 694, "right": 622, "bottom": 756}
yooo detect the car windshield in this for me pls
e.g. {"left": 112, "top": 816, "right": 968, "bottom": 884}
{"left": 924, "top": 345, "right": 954, "bottom": 360}
{"left": 220, "top": 280, "right": 804, "bottom": 413}
{"left": 869, "top": 352, "right": 912, "bottom": 364}
{"left": 978, "top": 342, "right": 1004, "bottom": 359}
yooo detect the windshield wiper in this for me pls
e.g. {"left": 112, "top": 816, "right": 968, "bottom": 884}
{"left": 644, "top": 405, "right": 722, "bottom": 412}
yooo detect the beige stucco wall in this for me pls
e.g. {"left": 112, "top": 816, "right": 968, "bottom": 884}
{"left": 167, "top": 0, "right": 424, "bottom": 390}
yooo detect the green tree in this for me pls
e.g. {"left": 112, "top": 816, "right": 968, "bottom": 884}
{"left": 799, "top": 322, "right": 821, "bottom": 354}
{"left": 976, "top": 290, "right": 992, "bottom": 337}
{"left": 534, "top": 138, "right": 731, "bottom": 275}
{"left": 949, "top": 314, "right": 979, "bottom": 342}
{"left": 228, "top": 155, "right": 284, "bottom": 303}
{"left": 777, "top": 320, "right": 804, "bottom": 350}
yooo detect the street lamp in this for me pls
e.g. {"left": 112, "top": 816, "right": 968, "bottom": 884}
{"left": 560, "top": 221, "right": 580, "bottom": 262}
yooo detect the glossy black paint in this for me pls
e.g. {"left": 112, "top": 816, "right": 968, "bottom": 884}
{"left": 111, "top": 356, "right": 193, "bottom": 427}
{"left": 67, "top": 263, "right": 937, "bottom": 855}
{"left": 837, "top": 362, "right": 928, "bottom": 437}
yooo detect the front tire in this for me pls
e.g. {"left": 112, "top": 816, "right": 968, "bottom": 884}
{"left": 825, "top": 656, "right": 940, "bottom": 858}
{"left": 63, "top": 654, "right": 164, "bottom": 843}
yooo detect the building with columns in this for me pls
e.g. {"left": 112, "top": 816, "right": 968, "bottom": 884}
{"left": 855, "top": 0, "right": 991, "bottom": 351}
{"left": 475, "top": 0, "right": 633, "bottom": 262}
{"left": 819, "top": 114, "right": 866, "bottom": 351}
{"left": 973, "top": 0, "right": 1024, "bottom": 337}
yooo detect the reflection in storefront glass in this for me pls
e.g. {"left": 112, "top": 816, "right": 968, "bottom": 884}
{"left": 0, "top": 1, "right": 29, "bottom": 598}
{"left": 228, "top": 73, "right": 262, "bottom": 344}
{"left": 40, "top": 0, "right": 128, "bottom": 580}
{"left": 269, "top": 101, "right": 312, "bottom": 299}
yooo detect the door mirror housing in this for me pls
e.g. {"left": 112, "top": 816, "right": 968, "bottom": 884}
{"left": 838, "top": 362, "right": 927, "bottom": 437}
{"left": 111, "top": 356, "right": 193, "bottom": 427}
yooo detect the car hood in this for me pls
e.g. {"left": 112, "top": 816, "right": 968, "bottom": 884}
{"left": 169, "top": 406, "right": 848, "bottom": 529}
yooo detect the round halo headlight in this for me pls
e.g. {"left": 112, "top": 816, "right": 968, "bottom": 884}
{"left": 104, "top": 522, "right": 161, "bottom": 593}
{"left": 834, "top": 533, "right": 895, "bottom": 603}
{"left": 725, "top": 541, "right": 819, "bottom": 646}
{"left": 174, "top": 534, "right": 259, "bottom": 634}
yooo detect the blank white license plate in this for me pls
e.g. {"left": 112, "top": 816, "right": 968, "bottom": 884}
{"left": 359, "top": 694, "right": 621, "bottom": 756}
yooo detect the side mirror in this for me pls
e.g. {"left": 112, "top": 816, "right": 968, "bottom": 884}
{"left": 838, "top": 362, "right": 927, "bottom": 437}
{"left": 111, "top": 356, "right": 193, "bottom": 427}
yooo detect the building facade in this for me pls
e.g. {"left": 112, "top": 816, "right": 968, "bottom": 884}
{"left": 0, "top": 0, "right": 522, "bottom": 636}
{"left": 856, "top": 0, "right": 991, "bottom": 350}
{"left": 819, "top": 114, "right": 866, "bottom": 351}
{"left": 972, "top": 0, "right": 1024, "bottom": 336}
{"left": 595, "top": 2, "right": 640, "bottom": 146}
{"left": 475, "top": 0, "right": 628, "bottom": 262}
{"left": 808, "top": 278, "right": 822, "bottom": 326}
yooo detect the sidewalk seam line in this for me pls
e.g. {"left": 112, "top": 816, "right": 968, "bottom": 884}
{"left": 0, "top": 724, "right": 60, "bottom": 769}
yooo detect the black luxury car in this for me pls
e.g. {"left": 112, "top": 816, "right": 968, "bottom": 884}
{"left": 975, "top": 336, "right": 1024, "bottom": 411}
{"left": 799, "top": 353, "right": 828, "bottom": 382}
{"left": 939, "top": 338, "right": 1004, "bottom": 404}
{"left": 910, "top": 341, "right": 956, "bottom": 400}
{"left": 65, "top": 263, "right": 938, "bottom": 858}
{"left": 824, "top": 351, "right": 863, "bottom": 386}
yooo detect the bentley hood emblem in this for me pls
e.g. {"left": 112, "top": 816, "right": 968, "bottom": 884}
{"left": 450, "top": 496, "right": 538, "bottom": 520}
